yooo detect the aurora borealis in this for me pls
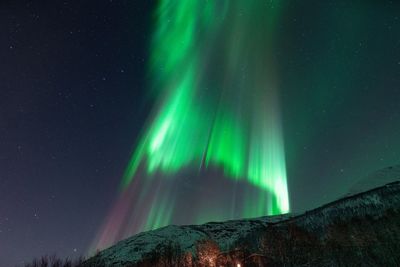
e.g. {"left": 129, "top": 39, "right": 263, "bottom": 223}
{"left": 128, "top": 0, "right": 290, "bottom": 210}
{"left": 2, "top": 1, "right": 400, "bottom": 265}
{"left": 93, "top": 1, "right": 290, "bottom": 249}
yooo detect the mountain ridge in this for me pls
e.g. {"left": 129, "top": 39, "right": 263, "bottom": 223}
{"left": 84, "top": 165, "right": 400, "bottom": 266}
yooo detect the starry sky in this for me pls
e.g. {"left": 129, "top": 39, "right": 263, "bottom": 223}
{"left": 1, "top": 1, "right": 400, "bottom": 266}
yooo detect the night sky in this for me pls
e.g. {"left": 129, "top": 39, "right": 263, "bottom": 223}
{"left": 1, "top": 1, "right": 400, "bottom": 266}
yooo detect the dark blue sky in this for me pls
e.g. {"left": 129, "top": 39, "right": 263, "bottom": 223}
{"left": 1, "top": 1, "right": 154, "bottom": 265}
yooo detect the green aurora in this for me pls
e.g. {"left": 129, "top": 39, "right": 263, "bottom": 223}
{"left": 125, "top": 0, "right": 288, "bottom": 221}
{"left": 95, "top": 0, "right": 291, "bottom": 248}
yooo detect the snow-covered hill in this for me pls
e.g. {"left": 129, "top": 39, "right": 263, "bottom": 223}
{"left": 84, "top": 165, "right": 400, "bottom": 267}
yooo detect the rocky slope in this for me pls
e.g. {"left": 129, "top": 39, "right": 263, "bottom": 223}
{"left": 84, "top": 165, "right": 400, "bottom": 266}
